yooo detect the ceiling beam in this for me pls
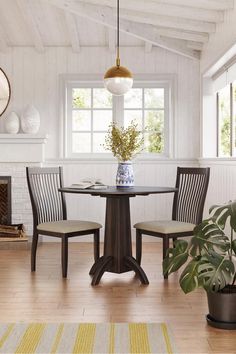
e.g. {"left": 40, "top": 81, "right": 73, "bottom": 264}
{"left": 186, "top": 41, "right": 204, "bottom": 51}
{"left": 78, "top": 0, "right": 224, "bottom": 23}
{"left": 48, "top": 0, "right": 199, "bottom": 59}
{"left": 119, "top": 10, "right": 216, "bottom": 34}
{"left": 156, "top": 28, "right": 209, "bottom": 43}
{"left": 16, "top": 0, "right": 44, "bottom": 52}
{"left": 65, "top": 12, "right": 80, "bottom": 53}
{"left": 150, "top": 0, "right": 234, "bottom": 11}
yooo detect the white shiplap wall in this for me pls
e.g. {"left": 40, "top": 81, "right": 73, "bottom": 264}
{"left": 0, "top": 46, "right": 202, "bottom": 238}
{"left": 0, "top": 46, "right": 200, "bottom": 159}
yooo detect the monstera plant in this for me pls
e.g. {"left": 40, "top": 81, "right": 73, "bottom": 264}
{"left": 163, "top": 200, "right": 236, "bottom": 329}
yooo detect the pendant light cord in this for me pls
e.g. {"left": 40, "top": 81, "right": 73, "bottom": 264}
{"left": 116, "top": 0, "right": 120, "bottom": 67}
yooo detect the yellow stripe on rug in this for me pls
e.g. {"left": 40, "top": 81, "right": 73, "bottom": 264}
{"left": 161, "top": 323, "right": 174, "bottom": 354}
{"left": 14, "top": 323, "right": 46, "bottom": 354}
{"left": 50, "top": 324, "right": 64, "bottom": 354}
{"left": 129, "top": 323, "right": 151, "bottom": 354}
{"left": 0, "top": 324, "right": 14, "bottom": 349}
{"left": 109, "top": 323, "right": 115, "bottom": 354}
{"left": 0, "top": 322, "right": 177, "bottom": 354}
{"left": 72, "top": 324, "right": 96, "bottom": 354}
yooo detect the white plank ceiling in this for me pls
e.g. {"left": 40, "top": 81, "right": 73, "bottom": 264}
{"left": 0, "top": 0, "right": 234, "bottom": 58}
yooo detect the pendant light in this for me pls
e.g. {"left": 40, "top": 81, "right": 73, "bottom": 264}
{"left": 104, "top": 0, "right": 133, "bottom": 96}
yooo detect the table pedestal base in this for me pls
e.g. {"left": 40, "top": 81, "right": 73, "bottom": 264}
{"left": 90, "top": 255, "right": 149, "bottom": 285}
{"left": 90, "top": 196, "right": 149, "bottom": 286}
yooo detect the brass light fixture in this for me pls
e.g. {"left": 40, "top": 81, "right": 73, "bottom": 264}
{"left": 104, "top": 0, "right": 133, "bottom": 96}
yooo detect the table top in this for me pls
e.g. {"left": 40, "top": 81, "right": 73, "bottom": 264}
{"left": 59, "top": 186, "right": 178, "bottom": 197}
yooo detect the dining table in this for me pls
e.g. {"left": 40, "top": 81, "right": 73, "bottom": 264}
{"left": 59, "top": 186, "right": 178, "bottom": 285}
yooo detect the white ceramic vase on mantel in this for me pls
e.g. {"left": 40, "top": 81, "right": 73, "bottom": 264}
{"left": 21, "top": 105, "right": 40, "bottom": 134}
{"left": 5, "top": 111, "right": 20, "bottom": 134}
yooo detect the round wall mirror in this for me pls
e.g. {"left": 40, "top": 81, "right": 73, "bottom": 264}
{"left": 0, "top": 68, "right": 11, "bottom": 117}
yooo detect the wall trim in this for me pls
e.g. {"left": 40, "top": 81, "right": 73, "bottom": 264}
{"left": 198, "top": 157, "right": 236, "bottom": 165}
{"left": 0, "top": 134, "right": 48, "bottom": 163}
{"left": 45, "top": 158, "right": 198, "bottom": 165}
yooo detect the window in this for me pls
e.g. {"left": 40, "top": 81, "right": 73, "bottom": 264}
{"left": 217, "top": 82, "right": 236, "bottom": 157}
{"left": 124, "top": 88, "right": 166, "bottom": 154}
{"left": 64, "top": 80, "right": 170, "bottom": 158}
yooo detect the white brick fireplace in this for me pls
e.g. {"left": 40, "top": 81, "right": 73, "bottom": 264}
{"left": 0, "top": 134, "right": 47, "bottom": 236}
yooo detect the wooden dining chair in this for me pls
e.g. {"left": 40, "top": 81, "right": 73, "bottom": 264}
{"left": 134, "top": 167, "right": 210, "bottom": 279}
{"left": 26, "top": 167, "right": 102, "bottom": 278}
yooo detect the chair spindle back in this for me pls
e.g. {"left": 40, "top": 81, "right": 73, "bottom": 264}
{"left": 172, "top": 167, "right": 210, "bottom": 225}
{"left": 26, "top": 167, "right": 67, "bottom": 226}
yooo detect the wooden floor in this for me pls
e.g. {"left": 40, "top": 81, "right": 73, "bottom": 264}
{"left": 0, "top": 242, "right": 235, "bottom": 354}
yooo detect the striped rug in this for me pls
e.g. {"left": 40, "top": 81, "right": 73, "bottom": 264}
{"left": 0, "top": 323, "right": 178, "bottom": 354}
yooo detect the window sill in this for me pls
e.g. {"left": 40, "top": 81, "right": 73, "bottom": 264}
{"left": 199, "top": 157, "right": 236, "bottom": 165}
{"left": 45, "top": 157, "right": 198, "bottom": 165}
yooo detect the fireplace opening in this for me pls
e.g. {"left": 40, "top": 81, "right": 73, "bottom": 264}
{"left": 0, "top": 176, "right": 11, "bottom": 225}
{"left": 0, "top": 176, "right": 26, "bottom": 240}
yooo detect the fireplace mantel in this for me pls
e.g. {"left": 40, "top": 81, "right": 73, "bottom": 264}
{"left": 0, "top": 134, "right": 48, "bottom": 163}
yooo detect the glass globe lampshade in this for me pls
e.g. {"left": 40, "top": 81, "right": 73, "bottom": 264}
{"left": 104, "top": 64, "right": 133, "bottom": 96}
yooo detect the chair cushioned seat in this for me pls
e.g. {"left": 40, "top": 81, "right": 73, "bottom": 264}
{"left": 37, "top": 220, "right": 102, "bottom": 234}
{"left": 134, "top": 220, "right": 196, "bottom": 234}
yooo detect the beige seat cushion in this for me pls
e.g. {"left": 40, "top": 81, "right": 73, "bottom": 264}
{"left": 134, "top": 220, "right": 196, "bottom": 234}
{"left": 37, "top": 220, "right": 102, "bottom": 234}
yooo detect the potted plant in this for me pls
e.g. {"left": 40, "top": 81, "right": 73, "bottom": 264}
{"left": 104, "top": 122, "right": 143, "bottom": 188}
{"left": 163, "top": 200, "right": 236, "bottom": 329}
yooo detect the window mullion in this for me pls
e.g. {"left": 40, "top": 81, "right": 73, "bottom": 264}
{"left": 91, "top": 88, "right": 93, "bottom": 153}
{"left": 114, "top": 95, "right": 124, "bottom": 127}
{"left": 67, "top": 85, "right": 73, "bottom": 158}
{"left": 216, "top": 92, "right": 219, "bottom": 157}
{"left": 233, "top": 83, "right": 236, "bottom": 157}
{"left": 230, "top": 83, "right": 233, "bottom": 156}
{"left": 164, "top": 87, "right": 169, "bottom": 157}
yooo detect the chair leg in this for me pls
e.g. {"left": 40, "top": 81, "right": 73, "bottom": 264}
{"left": 163, "top": 237, "right": 170, "bottom": 280}
{"left": 173, "top": 237, "right": 178, "bottom": 246}
{"left": 136, "top": 229, "right": 142, "bottom": 265}
{"left": 61, "top": 236, "right": 68, "bottom": 278}
{"left": 31, "top": 230, "right": 39, "bottom": 272}
{"left": 94, "top": 229, "right": 100, "bottom": 261}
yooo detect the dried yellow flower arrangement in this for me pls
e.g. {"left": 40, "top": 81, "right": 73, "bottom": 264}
{"left": 104, "top": 122, "right": 144, "bottom": 162}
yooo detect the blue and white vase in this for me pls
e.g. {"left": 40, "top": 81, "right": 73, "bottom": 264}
{"left": 116, "top": 161, "right": 134, "bottom": 188}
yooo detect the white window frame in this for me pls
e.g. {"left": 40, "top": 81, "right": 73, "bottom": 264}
{"left": 59, "top": 74, "right": 175, "bottom": 160}
{"left": 216, "top": 82, "right": 236, "bottom": 157}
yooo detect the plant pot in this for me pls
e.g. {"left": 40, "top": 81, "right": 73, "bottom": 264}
{"left": 206, "top": 286, "right": 236, "bottom": 329}
{"left": 116, "top": 161, "right": 134, "bottom": 188}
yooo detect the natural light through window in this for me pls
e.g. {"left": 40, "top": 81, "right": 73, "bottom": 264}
{"left": 72, "top": 88, "right": 112, "bottom": 153}
{"left": 124, "top": 88, "right": 165, "bottom": 154}
{"left": 65, "top": 81, "right": 169, "bottom": 158}
{"left": 217, "top": 81, "right": 236, "bottom": 157}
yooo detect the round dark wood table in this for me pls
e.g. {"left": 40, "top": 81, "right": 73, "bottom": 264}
{"left": 59, "top": 186, "right": 177, "bottom": 285}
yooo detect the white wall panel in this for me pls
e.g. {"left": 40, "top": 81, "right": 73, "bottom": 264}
{"left": 200, "top": 160, "right": 236, "bottom": 219}
{"left": 0, "top": 46, "right": 200, "bottom": 159}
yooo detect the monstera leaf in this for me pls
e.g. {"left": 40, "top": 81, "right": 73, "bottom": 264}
{"left": 163, "top": 240, "right": 189, "bottom": 277}
{"left": 179, "top": 259, "right": 204, "bottom": 294}
{"left": 198, "top": 253, "right": 235, "bottom": 292}
{"left": 189, "top": 221, "right": 230, "bottom": 256}
{"left": 210, "top": 200, "right": 236, "bottom": 231}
